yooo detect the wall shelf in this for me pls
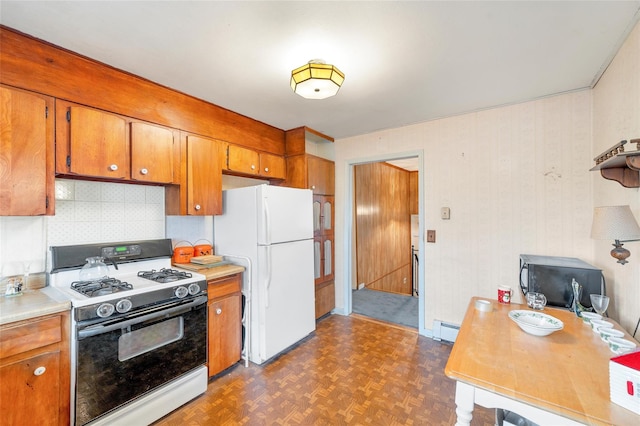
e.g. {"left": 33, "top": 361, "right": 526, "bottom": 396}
{"left": 590, "top": 139, "right": 640, "bottom": 188}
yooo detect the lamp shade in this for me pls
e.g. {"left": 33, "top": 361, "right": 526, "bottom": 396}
{"left": 591, "top": 205, "right": 640, "bottom": 240}
{"left": 290, "top": 60, "right": 345, "bottom": 100}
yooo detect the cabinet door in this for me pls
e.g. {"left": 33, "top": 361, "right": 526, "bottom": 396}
{"left": 130, "top": 122, "right": 175, "bottom": 183}
{"left": 323, "top": 235, "right": 334, "bottom": 282}
{"left": 208, "top": 293, "right": 242, "bottom": 377}
{"left": 313, "top": 237, "right": 323, "bottom": 284}
{"left": 0, "top": 350, "right": 61, "bottom": 425}
{"left": 0, "top": 85, "right": 53, "bottom": 216}
{"left": 227, "top": 144, "right": 259, "bottom": 175}
{"left": 67, "top": 105, "right": 128, "bottom": 179}
{"left": 313, "top": 197, "right": 322, "bottom": 236}
{"left": 187, "top": 135, "right": 223, "bottom": 215}
{"left": 259, "top": 152, "right": 286, "bottom": 179}
{"left": 321, "top": 196, "right": 334, "bottom": 235}
{"left": 313, "top": 235, "right": 334, "bottom": 285}
{"left": 313, "top": 195, "right": 334, "bottom": 236}
{"left": 307, "top": 156, "right": 335, "bottom": 195}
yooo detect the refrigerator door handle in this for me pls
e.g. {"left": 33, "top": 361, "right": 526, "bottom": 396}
{"left": 265, "top": 245, "right": 272, "bottom": 307}
{"left": 263, "top": 197, "right": 271, "bottom": 244}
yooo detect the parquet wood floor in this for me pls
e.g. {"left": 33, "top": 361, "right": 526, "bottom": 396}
{"left": 153, "top": 314, "right": 495, "bottom": 426}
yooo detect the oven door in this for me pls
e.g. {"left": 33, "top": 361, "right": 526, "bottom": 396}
{"left": 74, "top": 295, "right": 207, "bottom": 426}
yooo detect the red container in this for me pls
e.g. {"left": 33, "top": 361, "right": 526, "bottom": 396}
{"left": 193, "top": 239, "right": 213, "bottom": 257}
{"left": 498, "top": 286, "right": 512, "bottom": 304}
{"left": 172, "top": 241, "right": 194, "bottom": 264}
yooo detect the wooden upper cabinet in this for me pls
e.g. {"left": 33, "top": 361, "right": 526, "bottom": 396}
{"left": 226, "top": 144, "right": 286, "bottom": 179}
{"left": 66, "top": 104, "right": 128, "bottom": 179}
{"left": 259, "top": 152, "right": 286, "bottom": 179}
{"left": 227, "top": 144, "right": 259, "bottom": 175}
{"left": 130, "top": 122, "right": 176, "bottom": 184}
{"left": 308, "top": 156, "right": 335, "bottom": 195}
{"left": 283, "top": 127, "right": 335, "bottom": 195}
{"left": 185, "top": 134, "right": 223, "bottom": 215}
{"left": 56, "top": 100, "right": 178, "bottom": 184}
{"left": 0, "top": 85, "right": 54, "bottom": 216}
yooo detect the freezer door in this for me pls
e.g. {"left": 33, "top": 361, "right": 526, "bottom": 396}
{"left": 254, "top": 239, "right": 315, "bottom": 363}
{"left": 256, "top": 185, "right": 313, "bottom": 245}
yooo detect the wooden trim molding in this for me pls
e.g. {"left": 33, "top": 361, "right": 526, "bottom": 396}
{"left": 0, "top": 25, "right": 285, "bottom": 154}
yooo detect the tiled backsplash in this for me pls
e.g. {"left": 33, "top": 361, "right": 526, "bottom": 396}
{"left": 49, "top": 179, "right": 165, "bottom": 245}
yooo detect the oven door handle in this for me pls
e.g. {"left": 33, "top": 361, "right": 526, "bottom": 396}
{"left": 77, "top": 295, "right": 207, "bottom": 339}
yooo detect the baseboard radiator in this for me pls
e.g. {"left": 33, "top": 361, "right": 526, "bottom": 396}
{"left": 431, "top": 320, "right": 460, "bottom": 343}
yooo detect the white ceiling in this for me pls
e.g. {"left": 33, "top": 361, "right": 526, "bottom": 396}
{"left": 1, "top": 1, "right": 639, "bottom": 140}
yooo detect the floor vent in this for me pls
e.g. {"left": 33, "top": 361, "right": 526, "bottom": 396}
{"left": 432, "top": 320, "right": 460, "bottom": 343}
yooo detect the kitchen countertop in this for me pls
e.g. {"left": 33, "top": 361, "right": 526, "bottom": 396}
{"left": 0, "top": 287, "right": 71, "bottom": 326}
{"left": 174, "top": 263, "right": 245, "bottom": 281}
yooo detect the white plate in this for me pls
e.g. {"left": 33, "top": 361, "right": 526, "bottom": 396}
{"left": 509, "top": 310, "right": 564, "bottom": 336}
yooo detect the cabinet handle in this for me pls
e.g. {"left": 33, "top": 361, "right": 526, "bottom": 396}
{"left": 194, "top": 204, "right": 201, "bottom": 211}
{"left": 251, "top": 164, "right": 256, "bottom": 170}
{"left": 216, "top": 308, "right": 222, "bottom": 315}
{"left": 264, "top": 167, "right": 269, "bottom": 173}
{"left": 311, "top": 185, "right": 316, "bottom": 190}
{"left": 140, "top": 168, "right": 148, "bottom": 175}
{"left": 34, "top": 366, "right": 46, "bottom": 376}
{"left": 109, "top": 164, "right": 119, "bottom": 171}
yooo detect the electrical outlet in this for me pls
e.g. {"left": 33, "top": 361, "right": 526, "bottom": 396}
{"left": 441, "top": 207, "right": 450, "bottom": 220}
{"left": 427, "top": 230, "right": 436, "bottom": 243}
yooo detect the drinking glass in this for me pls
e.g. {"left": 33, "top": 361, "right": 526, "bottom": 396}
{"left": 590, "top": 294, "right": 610, "bottom": 316}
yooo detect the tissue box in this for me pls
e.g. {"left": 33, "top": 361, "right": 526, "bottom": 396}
{"left": 610, "top": 349, "right": 640, "bottom": 415}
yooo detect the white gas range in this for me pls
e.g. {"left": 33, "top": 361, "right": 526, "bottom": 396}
{"left": 46, "top": 239, "right": 208, "bottom": 426}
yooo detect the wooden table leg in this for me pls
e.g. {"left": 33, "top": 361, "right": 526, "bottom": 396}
{"left": 454, "top": 381, "right": 475, "bottom": 426}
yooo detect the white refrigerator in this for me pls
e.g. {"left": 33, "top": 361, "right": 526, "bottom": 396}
{"left": 213, "top": 184, "right": 315, "bottom": 365}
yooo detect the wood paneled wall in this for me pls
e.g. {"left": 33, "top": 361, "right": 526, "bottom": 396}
{"left": 354, "top": 162, "right": 412, "bottom": 294}
{"left": 0, "top": 26, "right": 284, "bottom": 154}
{"left": 409, "top": 171, "right": 418, "bottom": 215}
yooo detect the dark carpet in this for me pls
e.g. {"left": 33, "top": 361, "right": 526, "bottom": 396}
{"left": 352, "top": 288, "right": 419, "bottom": 328}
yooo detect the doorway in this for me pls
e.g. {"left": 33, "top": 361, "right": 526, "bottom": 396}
{"left": 344, "top": 152, "right": 425, "bottom": 335}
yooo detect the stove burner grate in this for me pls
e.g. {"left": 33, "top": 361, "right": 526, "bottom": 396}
{"left": 71, "top": 277, "right": 133, "bottom": 297}
{"left": 137, "top": 268, "right": 193, "bottom": 283}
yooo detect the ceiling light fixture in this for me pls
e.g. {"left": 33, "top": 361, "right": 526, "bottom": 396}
{"left": 591, "top": 205, "right": 640, "bottom": 265}
{"left": 290, "top": 59, "right": 345, "bottom": 100}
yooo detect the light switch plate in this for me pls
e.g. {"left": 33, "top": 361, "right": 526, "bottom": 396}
{"left": 427, "top": 230, "right": 436, "bottom": 243}
{"left": 441, "top": 207, "right": 450, "bottom": 220}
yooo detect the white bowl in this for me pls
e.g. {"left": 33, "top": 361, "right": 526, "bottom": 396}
{"left": 579, "top": 312, "right": 602, "bottom": 323}
{"left": 590, "top": 319, "right": 613, "bottom": 333}
{"left": 608, "top": 337, "right": 638, "bottom": 355}
{"left": 508, "top": 310, "right": 564, "bottom": 337}
{"left": 599, "top": 328, "right": 624, "bottom": 342}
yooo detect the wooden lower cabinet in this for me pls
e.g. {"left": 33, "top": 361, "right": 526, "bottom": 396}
{"left": 207, "top": 273, "right": 243, "bottom": 377}
{"left": 0, "top": 312, "right": 70, "bottom": 426}
{"left": 315, "top": 280, "right": 335, "bottom": 319}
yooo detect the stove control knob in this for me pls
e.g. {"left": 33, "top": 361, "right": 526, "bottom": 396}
{"left": 97, "top": 303, "right": 115, "bottom": 318}
{"left": 174, "top": 286, "right": 189, "bottom": 298}
{"left": 116, "top": 299, "right": 133, "bottom": 313}
{"left": 188, "top": 283, "right": 201, "bottom": 295}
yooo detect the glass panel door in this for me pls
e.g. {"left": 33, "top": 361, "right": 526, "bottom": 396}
{"left": 323, "top": 239, "right": 332, "bottom": 277}
{"left": 323, "top": 200, "right": 332, "bottom": 232}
